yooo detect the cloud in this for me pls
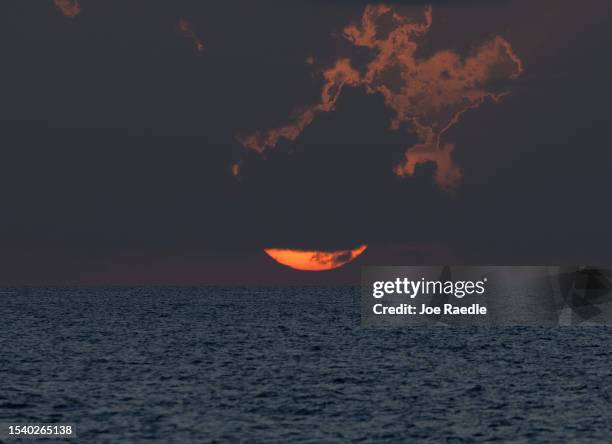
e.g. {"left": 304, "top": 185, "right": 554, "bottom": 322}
{"left": 238, "top": 58, "right": 360, "bottom": 153}
{"left": 179, "top": 19, "right": 205, "bottom": 53}
{"left": 53, "top": 0, "right": 80, "bottom": 18}
{"left": 237, "top": 4, "right": 523, "bottom": 192}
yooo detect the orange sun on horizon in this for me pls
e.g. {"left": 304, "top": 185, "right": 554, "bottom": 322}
{"left": 264, "top": 245, "right": 368, "bottom": 271}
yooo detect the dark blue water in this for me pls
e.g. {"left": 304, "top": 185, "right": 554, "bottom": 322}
{"left": 1, "top": 287, "right": 611, "bottom": 443}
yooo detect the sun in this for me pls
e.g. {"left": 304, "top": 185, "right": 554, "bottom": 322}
{"left": 264, "top": 245, "right": 367, "bottom": 271}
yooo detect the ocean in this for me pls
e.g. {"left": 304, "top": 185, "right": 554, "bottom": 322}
{"left": 1, "top": 287, "right": 611, "bottom": 443}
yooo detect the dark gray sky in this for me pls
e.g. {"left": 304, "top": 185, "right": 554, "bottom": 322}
{"left": 1, "top": 0, "right": 611, "bottom": 285}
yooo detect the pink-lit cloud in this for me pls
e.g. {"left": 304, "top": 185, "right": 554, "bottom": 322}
{"left": 53, "top": 0, "right": 80, "bottom": 18}
{"left": 179, "top": 19, "right": 205, "bottom": 53}
{"left": 238, "top": 5, "right": 523, "bottom": 192}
